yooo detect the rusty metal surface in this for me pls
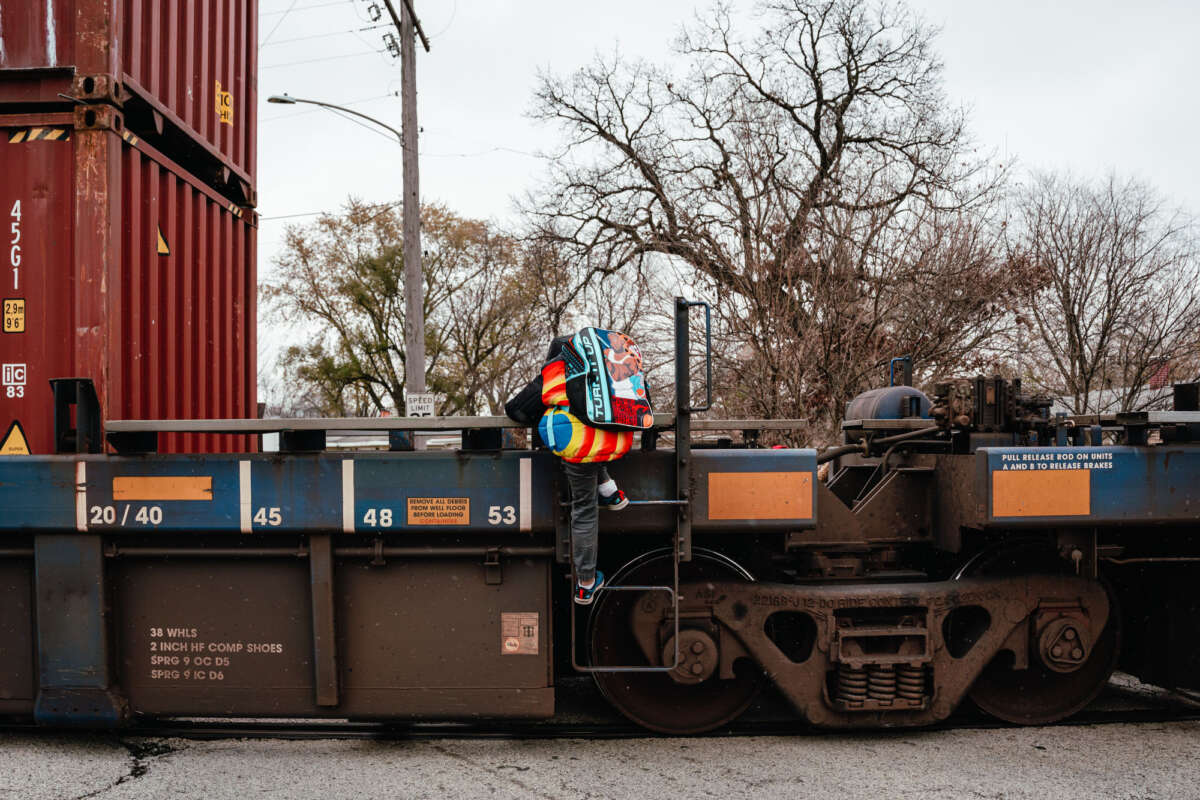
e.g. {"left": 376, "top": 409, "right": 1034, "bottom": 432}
{"left": 0, "top": 111, "right": 256, "bottom": 454}
{"left": 798, "top": 464, "right": 932, "bottom": 548}
{"left": 0, "top": 0, "right": 258, "bottom": 182}
{"left": 931, "top": 454, "right": 982, "bottom": 552}
{"left": 698, "top": 575, "right": 1111, "bottom": 728}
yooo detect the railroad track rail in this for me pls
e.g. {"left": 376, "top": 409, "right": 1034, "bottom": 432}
{"left": 2, "top": 680, "right": 1196, "bottom": 742}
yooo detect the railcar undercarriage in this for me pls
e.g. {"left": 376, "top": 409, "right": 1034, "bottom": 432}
{"left": 585, "top": 546, "right": 1118, "bottom": 734}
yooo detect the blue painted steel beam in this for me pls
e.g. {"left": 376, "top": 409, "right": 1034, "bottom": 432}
{"left": 0, "top": 448, "right": 819, "bottom": 535}
{"left": 979, "top": 446, "right": 1200, "bottom": 526}
{"left": 33, "top": 534, "right": 127, "bottom": 725}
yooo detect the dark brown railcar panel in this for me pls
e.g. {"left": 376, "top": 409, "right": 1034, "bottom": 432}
{"left": 113, "top": 553, "right": 553, "bottom": 719}
{"left": 115, "top": 560, "right": 313, "bottom": 716}
{"left": 0, "top": 559, "right": 35, "bottom": 712}
{"left": 127, "top": 687, "right": 555, "bottom": 720}
{"left": 336, "top": 557, "right": 552, "bottom": 691}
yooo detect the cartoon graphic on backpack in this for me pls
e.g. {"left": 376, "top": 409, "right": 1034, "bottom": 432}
{"left": 541, "top": 328, "right": 654, "bottom": 432}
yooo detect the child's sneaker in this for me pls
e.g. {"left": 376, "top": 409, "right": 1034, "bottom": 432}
{"left": 575, "top": 570, "right": 606, "bottom": 605}
{"left": 598, "top": 489, "right": 629, "bottom": 511}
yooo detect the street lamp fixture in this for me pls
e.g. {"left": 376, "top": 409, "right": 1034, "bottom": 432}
{"left": 266, "top": 94, "right": 402, "bottom": 143}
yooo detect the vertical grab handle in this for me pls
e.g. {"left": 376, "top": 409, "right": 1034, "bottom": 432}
{"left": 672, "top": 297, "right": 708, "bottom": 563}
{"left": 676, "top": 299, "right": 712, "bottom": 413}
{"left": 889, "top": 356, "right": 912, "bottom": 387}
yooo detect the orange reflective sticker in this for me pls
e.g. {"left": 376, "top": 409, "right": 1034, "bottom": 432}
{"left": 112, "top": 476, "right": 213, "bottom": 501}
{"left": 407, "top": 497, "right": 470, "bottom": 525}
{"left": 708, "top": 471, "right": 813, "bottom": 520}
{"left": 992, "top": 469, "right": 1090, "bottom": 517}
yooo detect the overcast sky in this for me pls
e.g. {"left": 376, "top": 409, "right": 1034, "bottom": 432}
{"left": 255, "top": 0, "right": 1199, "bottom": 369}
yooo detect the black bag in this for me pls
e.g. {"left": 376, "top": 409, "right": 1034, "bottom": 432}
{"left": 503, "top": 336, "right": 576, "bottom": 426}
{"left": 504, "top": 377, "right": 544, "bottom": 426}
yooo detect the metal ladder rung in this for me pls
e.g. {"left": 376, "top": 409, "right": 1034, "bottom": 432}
{"left": 602, "top": 585, "right": 674, "bottom": 592}
{"left": 557, "top": 500, "right": 686, "bottom": 507}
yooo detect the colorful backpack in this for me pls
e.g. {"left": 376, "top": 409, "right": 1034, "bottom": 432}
{"left": 541, "top": 328, "right": 654, "bottom": 432}
{"left": 537, "top": 407, "right": 633, "bottom": 463}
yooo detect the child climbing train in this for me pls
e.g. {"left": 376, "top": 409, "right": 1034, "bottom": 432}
{"left": 505, "top": 329, "right": 655, "bottom": 604}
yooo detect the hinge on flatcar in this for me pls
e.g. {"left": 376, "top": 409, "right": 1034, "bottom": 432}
{"left": 485, "top": 547, "right": 503, "bottom": 585}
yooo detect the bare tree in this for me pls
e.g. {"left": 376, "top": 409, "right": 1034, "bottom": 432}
{"left": 1007, "top": 173, "right": 1200, "bottom": 414}
{"left": 525, "top": 0, "right": 1011, "bottom": 438}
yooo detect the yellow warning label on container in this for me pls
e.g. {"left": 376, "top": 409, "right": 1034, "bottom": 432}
{"left": 2, "top": 298, "right": 24, "bottom": 333}
{"left": 215, "top": 80, "right": 233, "bottom": 125}
{"left": 156, "top": 226, "right": 170, "bottom": 256}
{"left": 406, "top": 497, "right": 470, "bottom": 525}
{"left": 0, "top": 420, "right": 30, "bottom": 455}
{"left": 500, "top": 612, "right": 539, "bottom": 655}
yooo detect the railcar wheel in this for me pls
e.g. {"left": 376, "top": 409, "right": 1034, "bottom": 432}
{"left": 588, "top": 548, "right": 763, "bottom": 735}
{"left": 958, "top": 542, "right": 1121, "bottom": 725}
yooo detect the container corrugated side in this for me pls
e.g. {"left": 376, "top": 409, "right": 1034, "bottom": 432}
{"left": 0, "top": 0, "right": 257, "bottom": 186}
{"left": 0, "top": 108, "right": 256, "bottom": 454}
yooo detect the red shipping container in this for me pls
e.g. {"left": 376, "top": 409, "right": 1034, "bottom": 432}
{"left": 0, "top": 0, "right": 257, "bottom": 191}
{"left": 0, "top": 107, "right": 256, "bottom": 453}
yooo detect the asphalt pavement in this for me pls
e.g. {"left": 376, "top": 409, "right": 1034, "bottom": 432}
{"left": 2, "top": 719, "right": 1199, "bottom": 800}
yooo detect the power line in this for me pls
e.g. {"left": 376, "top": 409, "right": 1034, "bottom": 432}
{"left": 424, "top": 145, "right": 540, "bottom": 159}
{"left": 327, "top": 107, "right": 399, "bottom": 143}
{"left": 260, "top": 211, "right": 324, "bottom": 221}
{"left": 260, "top": 50, "right": 386, "bottom": 70}
{"left": 259, "top": 0, "right": 301, "bottom": 46}
{"left": 260, "top": 201, "right": 400, "bottom": 223}
{"left": 260, "top": 1, "right": 347, "bottom": 16}
{"left": 260, "top": 24, "right": 388, "bottom": 48}
{"left": 427, "top": 0, "right": 456, "bottom": 40}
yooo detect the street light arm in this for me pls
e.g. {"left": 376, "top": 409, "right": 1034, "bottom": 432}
{"left": 275, "top": 95, "right": 402, "bottom": 143}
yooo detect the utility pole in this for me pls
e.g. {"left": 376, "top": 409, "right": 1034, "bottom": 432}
{"left": 381, "top": 0, "right": 430, "bottom": 407}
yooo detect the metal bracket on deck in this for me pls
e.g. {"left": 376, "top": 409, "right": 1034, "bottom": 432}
{"left": 50, "top": 378, "right": 103, "bottom": 454}
{"left": 308, "top": 533, "right": 339, "bottom": 707}
{"left": 485, "top": 547, "right": 503, "bottom": 585}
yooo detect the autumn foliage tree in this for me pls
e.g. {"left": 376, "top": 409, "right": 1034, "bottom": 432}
{"left": 263, "top": 200, "right": 539, "bottom": 416}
